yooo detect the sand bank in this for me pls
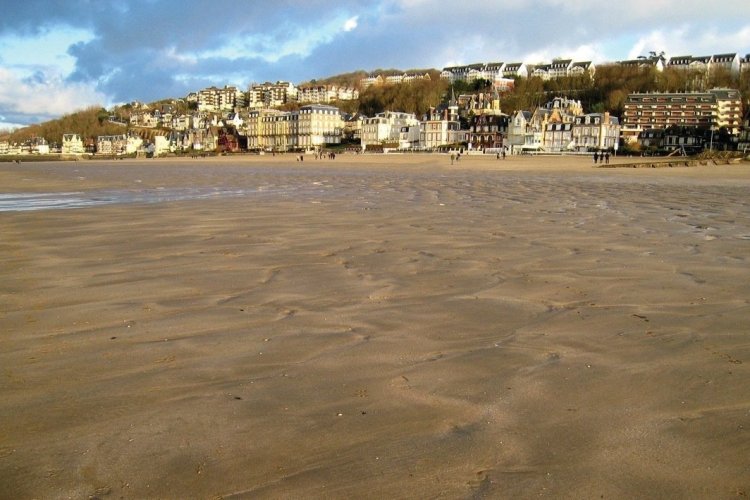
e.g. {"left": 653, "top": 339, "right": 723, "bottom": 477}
{"left": 1, "top": 156, "right": 749, "bottom": 498}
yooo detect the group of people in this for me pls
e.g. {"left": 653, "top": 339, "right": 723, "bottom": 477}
{"left": 593, "top": 151, "right": 610, "bottom": 164}
{"left": 296, "top": 151, "right": 338, "bottom": 162}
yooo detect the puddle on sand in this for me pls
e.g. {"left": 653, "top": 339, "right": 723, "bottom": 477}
{"left": 0, "top": 187, "right": 288, "bottom": 212}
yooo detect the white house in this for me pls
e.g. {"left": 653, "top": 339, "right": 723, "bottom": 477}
{"left": 572, "top": 113, "right": 620, "bottom": 151}
{"left": 360, "top": 111, "right": 419, "bottom": 150}
{"left": 62, "top": 134, "right": 85, "bottom": 154}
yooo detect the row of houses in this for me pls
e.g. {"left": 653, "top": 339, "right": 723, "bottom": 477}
{"left": 12, "top": 88, "right": 747, "bottom": 156}
{"left": 186, "top": 81, "right": 359, "bottom": 112}
{"left": 440, "top": 52, "right": 750, "bottom": 86}
{"left": 178, "top": 51, "right": 749, "bottom": 115}
{"left": 121, "top": 96, "right": 620, "bottom": 156}
{"left": 358, "top": 96, "right": 619, "bottom": 153}
{"left": 360, "top": 72, "right": 433, "bottom": 89}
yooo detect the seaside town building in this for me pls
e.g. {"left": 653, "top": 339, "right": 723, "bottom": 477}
{"left": 506, "top": 110, "right": 532, "bottom": 151}
{"left": 501, "top": 63, "right": 528, "bottom": 79}
{"left": 359, "top": 75, "right": 383, "bottom": 89}
{"left": 195, "top": 85, "right": 246, "bottom": 112}
{"left": 441, "top": 62, "right": 529, "bottom": 82}
{"left": 240, "top": 105, "right": 343, "bottom": 152}
{"left": 633, "top": 125, "right": 736, "bottom": 155}
{"left": 467, "top": 114, "right": 509, "bottom": 151}
{"left": 417, "top": 95, "right": 466, "bottom": 149}
{"left": 737, "top": 118, "right": 750, "bottom": 153}
{"left": 442, "top": 60, "right": 591, "bottom": 83}
{"left": 617, "top": 57, "right": 665, "bottom": 72}
{"left": 296, "top": 104, "right": 345, "bottom": 150}
{"left": 360, "top": 111, "right": 420, "bottom": 150}
{"left": 296, "top": 85, "right": 359, "bottom": 104}
{"left": 247, "top": 81, "right": 298, "bottom": 109}
{"left": 667, "top": 54, "right": 742, "bottom": 76}
{"left": 95, "top": 133, "right": 144, "bottom": 155}
{"left": 419, "top": 118, "right": 465, "bottom": 149}
{"left": 341, "top": 113, "right": 365, "bottom": 142}
{"left": 360, "top": 73, "right": 431, "bottom": 89}
{"left": 542, "top": 121, "right": 574, "bottom": 151}
{"left": 571, "top": 113, "right": 621, "bottom": 152}
{"left": 661, "top": 125, "right": 708, "bottom": 155}
{"left": 741, "top": 54, "right": 750, "bottom": 74}
{"left": 623, "top": 88, "right": 743, "bottom": 135}
{"left": 62, "top": 134, "right": 85, "bottom": 154}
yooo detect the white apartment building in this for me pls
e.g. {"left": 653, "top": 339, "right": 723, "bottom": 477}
{"left": 542, "top": 122, "right": 574, "bottom": 151}
{"left": 361, "top": 73, "right": 430, "bottom": 88}
{"left": 441, "top": 63, "right": 504, "bottom": 84}
{"left": 244, "top": 109, "right": 286, "bottom": 150}
{"left": 360, "top": 111, "right": 419, "bottom": 149}
{"left": 242, "top": 106, "right": 343, "bottom": 151}
{"left": 297, "top": 104, "right": 344, "bottom": 150}
{"left": 420, "top": 119, "right": 467, "bottom": 149}
{"left": 196, "top": 85, "right": 246, "bottom": 112}
{"left": 501, "top": 63, "right": 528, "bottom": 78}
{"left": 297, "top": 85, "right": 359, "bottom": 104}
{"left": 247, "top": 81, "right": 298, "bottom": 109}
{"left": 62, "top": 134, "right": 85, "bottom": 154}
{"left": 360, "top": 75, "right": 383, "bottom": 89}
{"left": 96, "top": 134, "right": 128, "bottom": 155}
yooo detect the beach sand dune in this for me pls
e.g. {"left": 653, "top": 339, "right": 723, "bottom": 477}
{"left": 1, "top": 155, "right": 749, "bottom": 498}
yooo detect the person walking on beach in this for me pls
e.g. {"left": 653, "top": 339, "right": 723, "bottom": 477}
{"left": 450, "top": 153, "right": 455, "bottom": 165}
{"left": 593, "top": 151, "right": 599, "bottom": 164}
{"left": 605, "top": 151, "right": 610, "bottom": 164}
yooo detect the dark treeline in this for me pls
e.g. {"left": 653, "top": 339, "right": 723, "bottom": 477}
{"left": 3, "top": 106, "right": 131, "bottom": 146}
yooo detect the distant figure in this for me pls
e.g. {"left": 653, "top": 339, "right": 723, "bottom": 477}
{"left": 450, "top": 153, "right": 455, "bottom": 165}
{"left": 605, "top": 151, "right": 610, "bottom": 164}
{"left": 502, "top": 148, "right": 506, "bottom": 160}
{"left": 496, "top": 153, "right": 500, "bottom": 160}
{"left": 593, "top": 151, "right": 599, "bottom": 164}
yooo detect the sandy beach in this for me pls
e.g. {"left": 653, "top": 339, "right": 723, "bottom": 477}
{"left": 1, "top": 153, "right": 749, "bottom": 498}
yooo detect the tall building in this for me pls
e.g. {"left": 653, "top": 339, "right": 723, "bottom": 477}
{"left": 195, "top": 85, "right": 246, "bottom": 112}
{"left": 296, "top": 105, "right": 344, "bottom": 150}
{"left": 623, "top": 89, "right": 742, "bottom": 134}
{"left": 247, "top": 81, "right": 298, "bottom": 109}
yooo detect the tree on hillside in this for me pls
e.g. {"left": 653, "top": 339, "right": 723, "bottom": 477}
{"left": 357, "top": 78, "right": 449, "bottom": 116}
{"left": 8, "top": 106, "right": 129, "bottom": 145}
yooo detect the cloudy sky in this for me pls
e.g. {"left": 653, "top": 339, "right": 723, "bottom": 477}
{"left": 1, "top": 0, "right": 748, "bottom": 129}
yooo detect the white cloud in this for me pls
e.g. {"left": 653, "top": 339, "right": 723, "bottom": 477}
{"left": 343, "top": 16, "right": 358, "bottom": 32}
{"left": 627, "top": 25, "right": 750, "bottom": 61}
{"left": 0, "top": 67, "right": 107, "bottom": 117}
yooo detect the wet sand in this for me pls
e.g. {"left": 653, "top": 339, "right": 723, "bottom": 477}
{"left": 1, "top": 154, "right": 749, "bottom": 498}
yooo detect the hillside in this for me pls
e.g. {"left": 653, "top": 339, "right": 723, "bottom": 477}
{"left": 3, "top": 65, "right": 748, "bottom": 144}
{"left": 298, "top": 68, "right": 440, "bottom": 89}
{"left": 1, "top": 106, "right": 129, "bottom": 145}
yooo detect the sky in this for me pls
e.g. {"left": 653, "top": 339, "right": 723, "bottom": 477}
{"left": 1, "top": 0, "right": 749, "bottom": 129}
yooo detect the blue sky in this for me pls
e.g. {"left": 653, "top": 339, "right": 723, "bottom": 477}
{"left": 1, "top": 0, "right": 748, "bottom": 129}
